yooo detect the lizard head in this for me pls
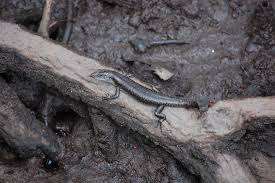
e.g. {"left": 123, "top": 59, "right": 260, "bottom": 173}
{"left": 90, "top": 69, "right": 114, "bottom": 83}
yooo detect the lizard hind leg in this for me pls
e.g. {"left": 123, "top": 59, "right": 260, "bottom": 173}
{"left": 103, "top": 86, "right": 121, "bottom": 100}
{"left": 154, "top": 105, "right": 168, "bottom": 130}
{"left": 154, "top": 105, "right": 166, "bottom": 120}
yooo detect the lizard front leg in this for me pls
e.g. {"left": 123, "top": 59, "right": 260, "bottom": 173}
{"left": 103, "top": 86, "right": 121, "bottom": 100}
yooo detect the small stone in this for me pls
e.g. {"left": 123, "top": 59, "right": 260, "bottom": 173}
{"left": 152, "top": 66, "right": 174, "bottom": 81}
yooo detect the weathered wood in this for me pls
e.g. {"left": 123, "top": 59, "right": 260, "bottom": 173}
{"left": 0, "top": 21, "right": 275, "bottom": 183}
{"left": 0, "top": 77, "right": 62, "bottom": 161}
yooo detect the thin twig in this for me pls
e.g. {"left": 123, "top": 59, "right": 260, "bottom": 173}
{"left": 38, "top": 0, "right": 54, "bottom": 37}
{"left": 62, "top": 0, "right": 74, "bottom": 44}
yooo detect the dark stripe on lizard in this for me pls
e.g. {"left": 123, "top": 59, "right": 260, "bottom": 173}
{"left": 90, "top": 69, "right": 202, "bottom": 127}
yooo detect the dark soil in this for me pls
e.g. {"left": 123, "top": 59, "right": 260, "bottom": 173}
{"left": 1, "top": 0, "right": 275, "bottom": 182}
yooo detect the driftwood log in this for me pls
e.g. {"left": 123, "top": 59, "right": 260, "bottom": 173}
{"left": 0, "top": 21, "right": 275, "bottom": 183}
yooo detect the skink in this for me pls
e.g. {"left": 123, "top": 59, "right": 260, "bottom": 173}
{"left": 90, "top": 69, "right": 202, "bottom": 126}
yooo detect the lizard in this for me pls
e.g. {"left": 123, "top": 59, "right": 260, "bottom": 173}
{"left": 90, "top": 69, "right": 207, "bottom": 126}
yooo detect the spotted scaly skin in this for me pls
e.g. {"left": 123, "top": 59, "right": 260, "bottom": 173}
{"left": 106, "top": 70, "right": 198, "bottom": 107}
{"left": 91, "top": 69, "right": 200, "bottom": 127}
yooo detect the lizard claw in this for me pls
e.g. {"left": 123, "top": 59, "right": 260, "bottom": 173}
{"left": 155, "top": 118, "right": 171, "bottom": 132}
{"left": 155, "top": 120, "right": 162, "bottom": 131}
{"left": 155, "top": 118, "right": 164, "bottom": 131}
{"left": 102, "top": 93, "right": 111, "bottom": 101}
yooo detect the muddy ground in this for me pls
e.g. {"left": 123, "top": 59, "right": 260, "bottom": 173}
{"left": 0, "top": 0, "right": 275, "bottom": 182}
